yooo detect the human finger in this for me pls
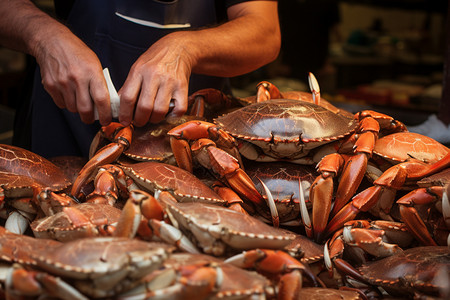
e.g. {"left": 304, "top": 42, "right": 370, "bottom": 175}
{"left": 118, "top": 73, "right": 142, "bottom": 126}
{"left": 89, "top": 75, "right": 111, "bottom": 126}
{"left": 148, "top": 83, "right": 172, "bottom": 124}
{"left": 132, "top": 77, "right": 157, "bottom": 127}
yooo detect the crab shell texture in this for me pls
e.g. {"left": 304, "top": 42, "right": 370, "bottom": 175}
{"left": 121, "top": 161, "right": 226, "bottom": 205}
{"left": 49, "top": 156, "right": 88, "bottom": 184}
{"left": 359, "top": 246, "right": 450, "bottom": 297}
{"left": 31, "top": 237, "right": 173, "bottom": 298}
{"left": 30, "top": 203, "right": 122, "bottom": 241}
{"left": 284, "top": 233, "right": 324, "bottom": 263}
{"left": 245, "top": 161, "right": 318, "bottom": 222}
{"left": 214, "top": 99, "right": 358, "bottom": 160}
{"left": 296, "top": 287, "right": 363, "bottom": 300}
{"left": 418, "top": 168, "right": 450, "bottom": 188}
{"left": 0, "top": 144, "right": 71, "bottom": 198}
{"left": 156, "top": 253, "right": 271, "bottom": 299}
{"left": 0, "top": 226, "right": 62, "bottom": 265}
{"left": 373, "top": 132, "right": 449, "bottom": 164}
{"left": 161, "top": 196, "right": 295, "bottom": 256}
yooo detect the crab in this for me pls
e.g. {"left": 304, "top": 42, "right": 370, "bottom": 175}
{"left": 324, "top": 132, "right": 450, "bottom": 241}
{"left": 26, "top": 189, "right": 160, "bottom": 242}
{"left": 168, "top": 74, "right": 411, "bottom": 244}
{"left": 30, "top": 202, "right": 122, "bottom": 242}
{"left": 72, "top": 157, "right": 231, "bottom": 206}
{"left": 0, "top": 144, "right": 72, "bottom": 234}
{"left": 118, "top": 252, "right": 273, "bottom": 300}
{"left": 358, "top": 246, "right": 450, "bottom": 298}
{"left": 0, "top": 226, "right": 174, "bottom": 299}
{"left": 146, "top": 190, "right": 296, "bottom": 256}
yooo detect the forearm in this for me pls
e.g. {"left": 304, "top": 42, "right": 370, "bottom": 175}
{"left": 0, "top": 0, "right": 69, "bottom": 57}
{"left": 174, "top": 1, "right": 281, "bottom": 77}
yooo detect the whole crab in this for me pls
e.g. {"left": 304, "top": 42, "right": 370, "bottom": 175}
{"left": 0, "top": 144, "right": 72, "bottom": 233}
{"left": 119, "top": 252, "right": 273, "bottom": 300}
{"left": 358, "top": 246, "right": 450, "bottom": 298}
{"left": 143, "top": 190, "right": 295, "bottom": 256}
{"left": 0, "top": 227, "right": 173, "bottom": 299}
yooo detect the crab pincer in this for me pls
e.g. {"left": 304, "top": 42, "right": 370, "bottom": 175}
{"left": 71, "top": 123, "right": 133, "bottom": 198}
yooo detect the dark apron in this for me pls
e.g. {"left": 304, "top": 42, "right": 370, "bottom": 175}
{"left": 29, "top": 0, "right": 229, "bottom": 158}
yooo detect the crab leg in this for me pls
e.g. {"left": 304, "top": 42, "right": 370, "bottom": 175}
{"left": 309, "top": 153, "right": 344, "bottom": 242}
{"left": 325, "top": 156, "right": 446, "bottom": 238}
{"left": 169, "top": 122, "right": 265, "bottom": 207}
{"left": 113, "top": 190, "right": 163, "bottom": 239}
{"left": 342, "top": 220, "right": 403, "bottom": 257}
{"left": 331, "top": 115, "right": 380, "bottom": 217}
{"left": 397, "top": 185, "right": 449, "bottom": 246}
{"left": 225, "top": 249, "right": 324, "bottom": 290}
{"left": 168, "top": 120, "right": 241, "bottom": 169}
{"left": 72, "top": 124, "right": 133, "bottom": 198}
{"left": 6, "top": 264, "right": 88, "bottom": 300}
{"left": 324, "top": 237, "right": 373, "bottom": 287}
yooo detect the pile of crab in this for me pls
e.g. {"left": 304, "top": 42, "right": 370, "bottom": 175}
{"left": 0, "top": 73, "right": 449, "bottom": 299}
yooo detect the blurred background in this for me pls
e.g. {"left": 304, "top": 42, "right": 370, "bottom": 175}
{"left": 0, "top": 0, "right": 448, "bottom": 144}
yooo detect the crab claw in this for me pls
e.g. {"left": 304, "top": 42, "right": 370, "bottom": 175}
{"left": 310, "top": 153, "right": 344, "bottom": 242}
{"left": 342, "top": 222, "right": 403, "bottom": 257}
{"left": 72, "top": 123, "right": 133, "bottom": 198}
{"left": 113, "top": 190, "right": 157, "bottom": 239}
{"left": 149, "top": 219, "right": 201, "bottom": 254}
{"left": 225, "top": 249, "right": 323, "bottom": 288}
{"left": 324, "top": 238, "right": 372, "bottom": 286}
{"left": 257, "top": 177, "right": 279, "bottom": 228}
{"left": 397, "top": 186, "right": 444, "bottom": 246}
{"left": 299, "top": 179, "right": 313, "bottom": 239}
{"left": 192, "top": 140, "right": 265, "bottom": 207}
{"left": 256, "top": 81, "right": 282, "bottom": 102}
{"left": 308, "top": 72, "right": 321, "bottom": 106}
{"left": 168, "top": 120, "right": 240, "bottom": 171}
{"left": 7, "top": 264, "right": 88, "bottom": 300}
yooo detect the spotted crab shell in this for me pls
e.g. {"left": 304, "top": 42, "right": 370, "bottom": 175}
{"left": 214, "top": 99, "right": 357, "bottom": 158}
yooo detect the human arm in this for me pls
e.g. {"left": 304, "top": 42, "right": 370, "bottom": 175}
{"left": 119, "top": 1, "right": 281, "bottom": 126}
{"left": 0, "top": 0, "right": 111, "bottom": 125}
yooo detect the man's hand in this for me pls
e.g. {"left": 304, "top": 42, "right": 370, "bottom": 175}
{"left": 0, "top": 0, "right": 112, "bottom": 125}
{"left": 117, "top": 1, "right": 279, "bottom": 128}
{"left": 35, "top": 29, "right": 111, "bottom": 125}
{"left": 118, "top": 32, "right": 193, "bottom": 127}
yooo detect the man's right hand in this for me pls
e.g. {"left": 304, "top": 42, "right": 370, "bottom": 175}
{"left": 34, "top": 28, "right": 111, "bottom": 125}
